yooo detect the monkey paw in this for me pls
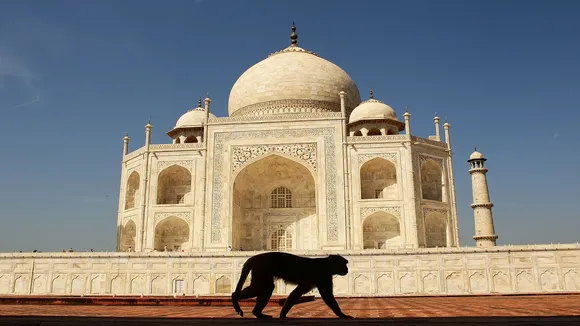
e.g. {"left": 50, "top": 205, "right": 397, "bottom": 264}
{"left": 253, "top": 312, "right": 273, "bottom": 319}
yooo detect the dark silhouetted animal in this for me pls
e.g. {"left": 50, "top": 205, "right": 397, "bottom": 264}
{"left": 231, "top": 252, "right": 352, "bottom": 319}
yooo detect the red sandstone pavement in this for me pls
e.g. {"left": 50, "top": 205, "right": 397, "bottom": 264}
{"left": 0, "top": 295, "right": 579, "bottom": 325}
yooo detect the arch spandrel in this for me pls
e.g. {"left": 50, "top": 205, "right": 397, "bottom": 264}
{"left": 231, "top": 143, "right": 317, "bottom": 176}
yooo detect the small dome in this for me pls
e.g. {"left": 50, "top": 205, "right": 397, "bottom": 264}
{"left": 349, "top": 93, "right": 397, "bottom": 123}
{"left": 469, "top": 151, "right": 484, "bottom": 160}
{"left": 175, "top": 107, "right": 216, "bottom": 128}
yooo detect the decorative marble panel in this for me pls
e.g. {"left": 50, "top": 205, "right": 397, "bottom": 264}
{"left": 157, "top": 160, "right": 194, "bottom": 172}
{"left": 360, "top": 206, "right": 401, "bottom": 219}
{"left": 357, "top": 153, "right": 398, "bottom": 164}
{"left": 154, "top": 212, "right": 192, "bottom": 225}
{"left": 231, "top": 143, "right": 317, "bottom": 174}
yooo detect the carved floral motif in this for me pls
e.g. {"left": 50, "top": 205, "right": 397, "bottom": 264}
{"left": 360, "top": 207, "right": 401, "bottom": 219}
{"left": 154, "top": 212, "right": 192, "bottom": 225}
{"left": 231, "top": 143, "right": 317, "bottom": 174}
{"left": 157, "top": 160, "right": 194, "bottom": 172}
{"left": 357, "top": 153, "right": 398, "bottom": 164}
{"left": 423, "top": 207, "right": 448, "bottom": 217}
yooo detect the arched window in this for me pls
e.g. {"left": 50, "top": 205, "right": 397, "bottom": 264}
{"left": 271, "top": 186, "right": 292, "bottom": 208}
{"left": 175, "top": 138, "right": 181, "bottom": 144}
{"left": 363, "top": 212, "right": 400, "bottom": 249}
{"left": 353, "top": 130, "right": 363, "bottom": 136}
{"left": 270, "top": 229, "right": 292, "bottom": 251}
{"left": 367, "top": 128, "right": 382, "bottom": 136}
{"left": 124, "top": 171, "right": 140, "bottom": 210}
{"left": 386, "top": 128, "right": 397, "bottom": 135}
{"left": 184, "top": 136, "right": 197, "bottom": 143}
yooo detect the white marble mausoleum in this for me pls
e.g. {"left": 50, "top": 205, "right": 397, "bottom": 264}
{"left": 0, "top": 25, "right": 579, "bottom": 297}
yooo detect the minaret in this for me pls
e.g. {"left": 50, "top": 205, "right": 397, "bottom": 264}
{"left": 468, "top": 148, "right": 498, "bottom": 247}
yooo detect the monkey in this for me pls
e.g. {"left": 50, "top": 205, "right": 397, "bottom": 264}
{"left": 231, "top": 252, "right": 353, "bottom": 319}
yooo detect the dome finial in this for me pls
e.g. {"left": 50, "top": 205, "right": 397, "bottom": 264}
{"left": 197, "top": 98, "right": 202, "bottom": 107}
{"left": 474, "top": 146, "right": 477, "bottom": 152}
{"left": 290, "top": 21, "right": 298, "bottom": 46}
{"left": 369, "top": 89, "right": 374, "bottom": 99}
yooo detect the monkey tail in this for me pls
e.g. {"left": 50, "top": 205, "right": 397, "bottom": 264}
{"left": 234, "top": 258, "right": 252, "bottom": 293}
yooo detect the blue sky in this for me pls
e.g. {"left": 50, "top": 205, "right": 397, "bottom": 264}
{"left": 0, "top": 0, "right": 578, "bottom": 252}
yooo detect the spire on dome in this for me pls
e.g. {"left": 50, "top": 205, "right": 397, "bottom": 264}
{"left": 290, "top": 22, "right": 298, "bottom": 46}
{"left": 369, "top": 89, "right": 374, "bottom": 99}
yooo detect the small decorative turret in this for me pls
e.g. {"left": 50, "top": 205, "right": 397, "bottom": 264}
{"left": 145, "top": 119, "right": 152, "bottom": 149}
{"left": 443, "top": 119, "right": 451, "bottom": 150}
{"left": 468, "top": 148, "right": 498, "bottom": 247}
{"left": 433, "top": 114, "right": 441, "bottom": 142}
{"left": 122, "top": 132, "right": 130, "bottom": 156}
{"left": 403, "top": 107, "right": 411, "bottom": 137}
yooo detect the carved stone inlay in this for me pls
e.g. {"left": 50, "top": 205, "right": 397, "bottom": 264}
{"left": 419, "top": 155, "right": 444, "bottom": 168}
{"left": 123, "top": 214, "right": 138, "bottom": 222}
{"left": 154, "top": 212, "right": 192, "bottom": 225}
{"left": 212, "top": 128, "right": 338, "bottom": 243}
{"left": 157, "top": 160, "right": 194, "bottom": 172}
{"left": 358, "top": 153, "right": 398, "bottom": 164}
{"left": 232, "top": 143, "right": 317, "bottom": 174}
{"left": 360, "top": 207, "right": 401, "bottom": 219}
{"left": 231, "top": 99, "right": 345, "bottom": 117}
{"left": 423, "top": 207, "right": 448, "bottom": 216}
{"left": 209, "top": 112, "right": 341, "bottom": 123}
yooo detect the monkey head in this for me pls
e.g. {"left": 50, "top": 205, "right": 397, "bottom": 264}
{"left": 327, "top": 254, "right": 349, "bottom": 276}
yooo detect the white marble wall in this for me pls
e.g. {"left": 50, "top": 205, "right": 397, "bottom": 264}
{"left": 1, "top": 245, "right": 579, "bottom": 296}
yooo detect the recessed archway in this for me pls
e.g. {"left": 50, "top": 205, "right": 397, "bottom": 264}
{"left": 425, "top": 213, "right": 446, "bottom": 247}
{"left": 154, "top": 217, "right": 190, "bottom": 251}
{"left": 362, "top": 211, "right": 401, "bottom": 249}
{"left": 125, "top": 171, "right": 140, "bottom": 210}
{"left": 360, "top": 158, "right": 397, "bottom": 200}
{"left": 232, "top": 154, "right": 317, "bottom": 251}
{"left": 421, "top": 160, "right": 443, "bottom": 201}
{"left": 157, "top": 165, "right": 192, "bottom": 204}
{"left": 121, "top": 220, "right": 136, "bottom": 251}
{"left": 367, "top": 128, "right": 382, "bottom": 136}
{"left": 184, "top": 136, "right": 197, "bottom": 143}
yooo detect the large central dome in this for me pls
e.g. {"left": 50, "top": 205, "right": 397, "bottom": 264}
{"left": 228, "top": 25, "right": 361, "bottom": 117}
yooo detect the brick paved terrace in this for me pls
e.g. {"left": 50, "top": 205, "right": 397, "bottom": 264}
{"left": 0, "top": 294, "right": 579, "bottom": 325}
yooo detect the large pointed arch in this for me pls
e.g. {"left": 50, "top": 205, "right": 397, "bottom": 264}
{"left": 120, "top": 220, "right": 137, "bottom": 251}
{"left": 421, "top": 160, "right": 443, "bottom": 201}
{"left": 125, "top": 171, "right": 140, "bottom": 210}
{"left": 424, "top": 212, "right": 446, "bottom": 247}
{"left": 154, "top": 216, "right": 190, "bottom": 251}
{"left": 232, "top": 154, "right": 317, "bottom": 251}
{"left": 157, "top": 165, "right": 192, "bottom": 204}
{"left": 362, "top": 211, "right": 401, "bottom": 249}
{"left": 360, "top": 158, "right": 397, "bottom": 200}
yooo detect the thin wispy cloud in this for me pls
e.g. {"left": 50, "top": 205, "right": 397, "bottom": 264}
{"left": 0, "top": 47, "right": 41, "bottom": 110}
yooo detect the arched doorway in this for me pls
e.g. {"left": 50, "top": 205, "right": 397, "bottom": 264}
{"left": 232, "top": 154, "right": 317, "bottom": 251}
{"left": 121, "top": 220, "right": 136, "bottom": 251}
{"left": 362, "top": 212, "right": 401, "bottom": 249}
{"left": 421, "top": 160, "right": 443, "bottom": 201}
{"left": 157, "top": 165, "right": 192, "bottom": 204}
{"left": 360, "top": 158, "right": 397, "bottom": 199}
{"left": 154, "top": 217, "right": 190, "bottom": 251}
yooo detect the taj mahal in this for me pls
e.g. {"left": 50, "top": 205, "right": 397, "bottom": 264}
{"left": 0, "top": 25, "right": 579, "bottom": 297}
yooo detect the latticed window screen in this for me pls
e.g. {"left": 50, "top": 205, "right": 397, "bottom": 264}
{"left": 270, "top": 187, "right": 292, "bottom": 208}
{"left": 374, "top": 189, "right": 383, "bottom": 199}
{"left": 271, "top": 229, "right": 292, "bottom": 251}
{"left": 174, "top": 279, "right": 185, "bottom": 293}
{"left": 176, "top": 194, "right": 185, "bottom": 204}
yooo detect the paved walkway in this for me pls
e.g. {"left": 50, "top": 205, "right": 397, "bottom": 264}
{"left": 0, "top": 295, "right": 579, "bottom": 325}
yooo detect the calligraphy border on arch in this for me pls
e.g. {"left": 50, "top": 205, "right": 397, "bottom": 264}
{"left": 419, "top": 154, "right": 444, "bottom": 168}
{"left": 360, "top": 207, "right": 402, "bottom": 220}
{"left": 211, "top": 128, "right": 338, "bottom": 243}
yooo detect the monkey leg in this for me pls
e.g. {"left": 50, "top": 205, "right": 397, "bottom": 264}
{"left": 279, "top": 284, "right": 312, "bottom": 319}
{"left": 252, "top": 282, "right": 275, "bottom": 319}
{"left": 232, "top": 286, "right": 260, "bottom": 317}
